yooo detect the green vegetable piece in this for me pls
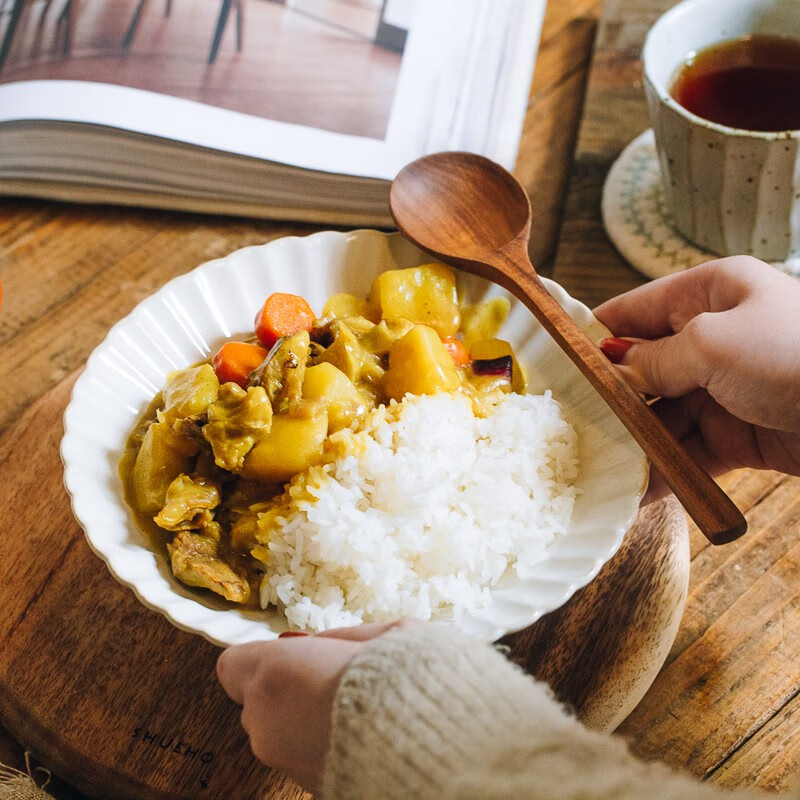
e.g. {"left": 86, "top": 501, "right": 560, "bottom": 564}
{"left": 161, "top": 364, "right": 219, "bottom": 424}
{"left": 203, "top": 383, "right": 273, "bottom": 472}
{"left": 358, "top": 359, "right": 385, "bottom": 389}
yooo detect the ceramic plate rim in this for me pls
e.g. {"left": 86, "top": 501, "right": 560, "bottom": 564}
{"left": 61, "top": 229, "right": 648, "bottom": 646}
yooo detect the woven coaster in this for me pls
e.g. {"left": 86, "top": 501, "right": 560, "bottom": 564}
{"left": 602, "top": 130, "right": 800, "bottom": 280}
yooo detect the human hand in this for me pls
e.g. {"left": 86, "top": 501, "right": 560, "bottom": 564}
{"left": 216, "top": 619, "right": 420, "bottom": 796}
{"left": 595, "top": 257, "right": 800, "bottom": 501}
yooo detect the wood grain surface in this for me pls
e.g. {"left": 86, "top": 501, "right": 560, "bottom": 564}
{"left": 0, "top": 373, "right": 688, "bottom": 800}
{"left": 551, "top": 0, "right": 800, "bottom": 791}
{"left": 1, "top": 0, "right": 402, "bottom": 140}
{"left": 2, "top": 0, "right": 799, "bottom": 795}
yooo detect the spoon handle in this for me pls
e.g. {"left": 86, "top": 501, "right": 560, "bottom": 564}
{"left": 504, "top": 264, "right": 746, "bottom": 545}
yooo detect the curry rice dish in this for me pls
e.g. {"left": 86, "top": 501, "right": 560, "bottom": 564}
{"left": 120, "top": 264, "right": 579, "bottom": 631}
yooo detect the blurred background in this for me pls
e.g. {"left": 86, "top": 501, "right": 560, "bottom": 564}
{"left": 0, "top": 0, "right": 415, "bottom": 137}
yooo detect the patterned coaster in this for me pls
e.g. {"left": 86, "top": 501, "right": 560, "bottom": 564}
{"left": 602, "top": 130, "right": 800, "bottom": 279}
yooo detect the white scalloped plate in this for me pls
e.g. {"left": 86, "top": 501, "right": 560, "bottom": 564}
{"left": 61, "top": 230, "right": 648, "bottom": 646}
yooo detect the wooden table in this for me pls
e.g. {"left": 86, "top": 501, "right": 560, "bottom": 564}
{"left": 2, "top": 0, "right": 800, "bottom": 795}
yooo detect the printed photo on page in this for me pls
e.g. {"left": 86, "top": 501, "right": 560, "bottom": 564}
{"left": 0, "top": 0, "right": 409, "bottom": 141}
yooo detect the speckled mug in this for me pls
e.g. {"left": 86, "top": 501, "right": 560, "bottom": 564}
{"left": 643, "top": 0, "right": 800, "bottom": 261}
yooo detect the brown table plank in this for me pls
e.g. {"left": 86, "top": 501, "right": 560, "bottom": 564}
{"left": 0, "top": 368, "right": 690, "bottom": 800}
{"left": 552, "top": 0, "right": 800, "bottom": 790}
{"left": 550, "top": 0, "right": 669, "bottom": 307}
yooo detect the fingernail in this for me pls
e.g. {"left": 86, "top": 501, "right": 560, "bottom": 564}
{"left": 278, "top": 631, "right": 310, "bottom": 638}
{"left": 599, "top": 337, "right": 634, "bottom": 364}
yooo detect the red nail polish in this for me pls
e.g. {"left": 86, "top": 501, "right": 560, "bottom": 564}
{"left": 278, "top": 631, "right": 309, "bottom": 638}
{"left": 599, "top": 337, "right": 634, "bottom": 364}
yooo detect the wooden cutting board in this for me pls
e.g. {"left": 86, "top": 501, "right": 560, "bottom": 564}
{"left": 0, "top": 372, "right": 689, "bottom": 800}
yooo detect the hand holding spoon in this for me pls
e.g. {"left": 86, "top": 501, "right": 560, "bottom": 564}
{"left": 389, "top": 151, "right": 747, "bottom": 545}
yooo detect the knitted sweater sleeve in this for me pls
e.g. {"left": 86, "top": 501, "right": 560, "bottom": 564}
{"left": 323, "top": 625, "right": 790, "bottom": 800}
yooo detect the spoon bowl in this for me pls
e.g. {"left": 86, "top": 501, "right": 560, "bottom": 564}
{"left": 390, "top": 151, "right": 747, "bottom": 546}
{"left": 391, "top": 152, "right": 531, "bottom": 256}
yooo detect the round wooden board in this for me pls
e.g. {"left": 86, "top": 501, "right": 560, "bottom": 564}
{"left": 0, "top": 375, "right": 690, "bottom": 800}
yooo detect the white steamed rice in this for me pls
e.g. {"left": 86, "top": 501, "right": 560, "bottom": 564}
{"left": 256, "top": 391, "right": 579, "bottom": 631}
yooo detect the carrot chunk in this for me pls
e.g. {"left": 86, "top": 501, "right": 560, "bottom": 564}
{"left": 212, "top": 342, "right": 269, "bottom": 388}
{"left": 254, "top": 293, "right": 315, "bottom": 348}
{"left": 441, "top": 337, "right": 471, "bottom": 367}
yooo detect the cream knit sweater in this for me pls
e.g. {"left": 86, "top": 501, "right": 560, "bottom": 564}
{"left": 324, "top": 625, "right": 790, "bottom": 800}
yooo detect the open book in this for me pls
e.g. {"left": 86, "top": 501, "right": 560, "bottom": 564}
{"left": 0, "top": 0, "right": 546, "bottom": 225}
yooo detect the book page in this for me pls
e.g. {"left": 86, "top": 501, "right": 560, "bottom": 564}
{"left": 0, "top": 0, "right": 544, "bottom": 179}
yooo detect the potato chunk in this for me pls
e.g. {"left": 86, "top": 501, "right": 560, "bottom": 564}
{"left": 322, "top": 293, "right": 368, "bottom": 320}
{"left": 383, "top": 325, "right": 461, "bottom": 401}
{"left": 359, "top": 318, "right": 415, "bottom": 357}
{"left": 460, "top": 297, "right": 511, "bottom": 346}
{"left": 162, "top": 364, "right": 219, "bottom": 424}
{"left": 302, "top": 363, "right": 367, "bottom": 433}
{"left": 130, "top": 421, "right": 195, "bottom": 515}
{"left": 367, "top": 264, "right": 460, "bottom": 337}
{"left": 316, "top": 322, "right": 367, "bottom": 384}
{"left": 240, "top": 409, "right": 328, "bottom": 483}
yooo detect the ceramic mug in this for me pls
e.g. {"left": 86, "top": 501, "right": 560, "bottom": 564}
{"left": 643, "top": 0, "right": 800, "bottom": 261}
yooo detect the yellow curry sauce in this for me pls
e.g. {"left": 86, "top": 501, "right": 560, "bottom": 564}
{"left": 120, "top": 264, "right": 527, "bottom": 609}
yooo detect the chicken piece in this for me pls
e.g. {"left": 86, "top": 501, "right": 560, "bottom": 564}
{"left": 192, "top": 449, "right": 229, "bottom": 485}
{"left": 249, "top": 331, "right": 310, "bottom": 411}
{"left": 168, "top": 529, "right": 251, "bottom": 604}
{"left": 154, "top": 474, "right": 220, "bottom": 532}
{"left": 171, "top": 415, "right": 210, "bottom": 451}
{"left": 203, "top": 383, "right": 273, "bottom": 472}
{"left": 229, "top": 500, "right": 274, "bottom": 552}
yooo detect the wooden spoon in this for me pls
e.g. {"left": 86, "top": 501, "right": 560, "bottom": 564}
{"left": 389, "top": 151, "right": 747, "bottom": 545}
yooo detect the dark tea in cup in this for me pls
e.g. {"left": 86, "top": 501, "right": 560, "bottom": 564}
{"left": 670, "top": 35, "right": 800, "bottom": 131}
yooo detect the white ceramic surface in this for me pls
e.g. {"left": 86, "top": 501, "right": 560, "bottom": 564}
{"left": 61, "top": 230, "right": 648, "bottom": 647}
{"left": 602, "top": 129, "right": 800, "bottom": 279}
{"left": 643, "top": 0, "right": 800, "bottom": 261}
